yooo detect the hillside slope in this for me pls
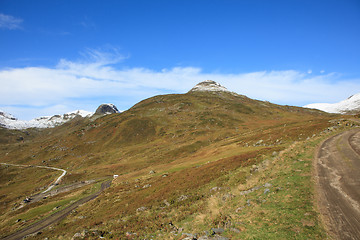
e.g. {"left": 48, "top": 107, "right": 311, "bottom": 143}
{"left": 0, "top": 81, "right": 344, "bottom": 239}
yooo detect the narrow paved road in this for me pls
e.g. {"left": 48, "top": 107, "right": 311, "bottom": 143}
{"left": 316, "top": 129, "right": 360, "bottom": 240}
{"left": 2, "top": 180, "right": 111, "bottom": 240}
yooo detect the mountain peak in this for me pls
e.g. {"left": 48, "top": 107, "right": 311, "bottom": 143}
{"left": 95, "top": 103, "right": 120, "bottom": 115}
{"left": 189, "top": 80, "right": 230, "bottom": 93}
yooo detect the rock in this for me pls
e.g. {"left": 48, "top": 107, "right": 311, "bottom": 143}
{"left": 81, "top": 229, "right": 89, "bottom": 237}
{"left": 211, "top": 228, "right": 225, "bottom": 234}
{"left": 210, "top": 186, "right": 221, "bottom": 192}
{"left": 95, "top": 104, "right": 120, "bottom": 115}
{"left": 149, "top": 170, "right": 156, "bottom": 174}
{"left": 142, "top": 184, "right": 151, "bottom": 189}
{"left": 125, "top": 232, "right": 137, "bottom": 237}
{"left": 221, "top": 193, "right": 234, "bottom": 201}
{"left": 230, "top": 227, "right": 241, "bottom": 233}
{"left": 250, "top": 165, "right": 258, "bottom": 173}
{"left": 26, "top": 231, "right": 42, "bottom": 238}
{"left": 264, "top": 182, "right": 272, "bottom": 188}
{"left": 136, "top": 206, "right": 147, "bottom": 212}
{"left": 182, "top": 232, "right": 196, "bottom": 239}
{"left": 16, "top": 136, "right": 24, "bottom": 141}
{"left": 235, "top": 206, "right": 244, "bottom": 213}
{"left": 212, "top": 236, "right": 229, "bottom": 240}
{"left": 72, "top": 232, "right": 82, "bottom": 239}
{"left": 188, "top": 80, "right": 230, "bottom": 93}
{"left": 264, "top": 188, "right": 270, "bottom": 194}
{"left": 255, "top": 139, "right": 264, "bottom": 146}
{"left": 198, "top": 236, "right": 210, "bottom": 240}
{"left": 163, "top": 199, "right": 170, "bottom": 206}
{"left": 178, "top": 195, "right": 188, "bottom": 201}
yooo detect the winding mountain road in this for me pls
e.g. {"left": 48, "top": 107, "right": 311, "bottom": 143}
{"left": 0, "top": 163, "right": 67, "bottom": 194}
{"left": 316, "top": 129, "right": 360, "bottom": 240}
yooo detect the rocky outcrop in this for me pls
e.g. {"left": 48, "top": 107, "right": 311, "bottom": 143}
{"left": 95, "top": 104, "right": 120, "bottom": 115}
{"left": 188, "top": 80, "right": 230, "bottom": 93}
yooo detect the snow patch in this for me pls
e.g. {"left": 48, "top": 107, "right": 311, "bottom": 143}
{"left": 0, "top": 110, "right": 93, "bottom": 130}
{"left": 304, "top": 93, "right": 360, "bottom": 114}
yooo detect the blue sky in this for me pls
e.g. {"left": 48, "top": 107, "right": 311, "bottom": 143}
{"left": 0, "top": 0, "right": 360, "bottom": 120}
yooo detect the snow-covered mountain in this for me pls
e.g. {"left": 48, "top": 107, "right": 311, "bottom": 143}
{"left": 1, "top": 103, "right": 121, "bottom": 130}
{"left": 0, "top": 110, "right": 93, "bottom": 130}
{"left": 304, "top": 93, "right": 360, "bottom": 114}
{"left": 189, "top": 80, "right": 231, "bottom": 93}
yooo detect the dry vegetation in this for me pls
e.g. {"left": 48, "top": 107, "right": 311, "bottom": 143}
{"left": 0, "top": 90, "right": 356, "bottom": 239}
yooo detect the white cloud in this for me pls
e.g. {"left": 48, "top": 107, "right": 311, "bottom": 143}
{"left": 307, "top": 69, "right": 312, "bottom": 74}
{"left": 0, "top": 13, "right": 23, "bottom": 30}
{"left": 1, "top": 49, "right": 359, "bottom": 120}
{"left": 320, "top": 70, "right": 325, "bottom": 74}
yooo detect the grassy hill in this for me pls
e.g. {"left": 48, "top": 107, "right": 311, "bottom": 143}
{"left": 0, "top": 86, "right": 351, "bottom": 239}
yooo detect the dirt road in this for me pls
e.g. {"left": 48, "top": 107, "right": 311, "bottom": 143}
{"left": 2, "top": 180, "right": 111, "bottom": 240}
{"left": 0, "top": 163, "right": 67, "bottom": 194}
{"left": 316, "top": 129, "right": 360, "bottom": 240}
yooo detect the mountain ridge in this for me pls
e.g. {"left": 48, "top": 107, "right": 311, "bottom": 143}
{"left": 0, "top": 103, "right": 120, "bottom": 130}
{"left": 304, "top": 93, "right": 360, "bottom": 114}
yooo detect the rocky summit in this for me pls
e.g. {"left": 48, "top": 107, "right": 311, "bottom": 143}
{"left": 188, "top": 80, "right": 230, "bottom": 93}
{"left": 95, "top": 103, "right": 120, "bottom": 115}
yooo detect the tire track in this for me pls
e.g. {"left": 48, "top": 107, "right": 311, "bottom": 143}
{"left": 315, "top": 129, "right": 360, "bottom": 240}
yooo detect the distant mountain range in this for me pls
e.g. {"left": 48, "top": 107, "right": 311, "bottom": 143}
{"left": 304, "top": 93, "right": 360, "bottom": 114}
{"left": 0, "top": 104, "right": 120, "bottom": 130}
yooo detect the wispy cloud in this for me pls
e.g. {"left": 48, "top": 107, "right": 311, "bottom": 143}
{"left": 78, "top": 16, "right": 96, "bottom": 30}
{"left": 1, "top": 48, "right": 359, "bottom": 120}
{"left": 0, "top": 13, "right": 23, "bottom": 30}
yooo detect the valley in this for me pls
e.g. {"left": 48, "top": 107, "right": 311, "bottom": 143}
{"left": 0, "top": 82, "right": 359, "bottom": 239}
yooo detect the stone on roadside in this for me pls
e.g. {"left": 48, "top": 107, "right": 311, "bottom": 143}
{"left": 264, "top": 182, "right": 272, "bottom": 188}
